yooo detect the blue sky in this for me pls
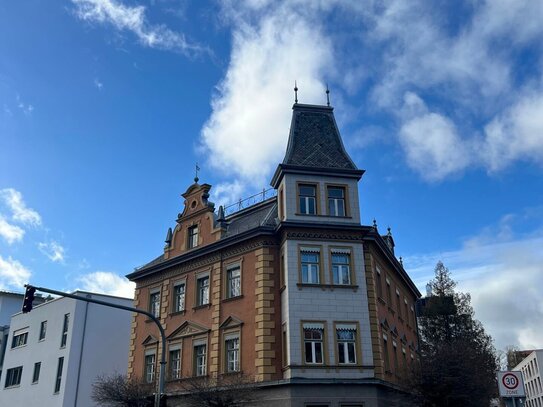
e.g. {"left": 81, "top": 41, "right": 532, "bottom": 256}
{"left": 1, "top": 0, "right": 542, "bottom": 351}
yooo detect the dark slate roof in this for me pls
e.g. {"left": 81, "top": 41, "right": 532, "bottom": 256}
{"left": 282, "top": 104, "right": 357, "bottom": 170}
{"left": 132, "top": 198, "right": 277, "bottom": 274}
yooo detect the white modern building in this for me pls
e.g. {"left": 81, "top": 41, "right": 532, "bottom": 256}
{"left": 0, "top": 291, "right": 133, "bottom": 407}
{"left": 515, "top": 349, "right": 543, "bottom": 407}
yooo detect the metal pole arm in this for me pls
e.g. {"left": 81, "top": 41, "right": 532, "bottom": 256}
{"left": 25, "top": 285, "right": 166, "bottom": 407}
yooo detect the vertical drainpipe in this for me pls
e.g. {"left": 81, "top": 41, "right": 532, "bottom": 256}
{"left": 74, "top": 295, "right": 90, "bottom": 406}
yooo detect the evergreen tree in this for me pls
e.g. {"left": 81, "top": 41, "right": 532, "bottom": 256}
{"left": 413, "top": 261, "right": 499, "bottom": 407}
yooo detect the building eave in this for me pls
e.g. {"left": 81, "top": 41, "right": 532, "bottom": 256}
{"left": 271, "top": 164, "right": 365, "bottom": 188}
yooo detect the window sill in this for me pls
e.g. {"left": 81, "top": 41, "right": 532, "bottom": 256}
{"left": 329, "top": 284, "right": 358, "bottom": 290}
{"left": 193, "top": 303, "right": 212, "bottom": 311}
{"left": 377, "top": 297, "right": 386, "bottom": 305}
{"left": 145, "top": 318, "right": 160, "bottom": 323}
{"left": 4, "top": 384, "right": 21, "bottom": 389}
{"left": 222, "top": 295, "right": 243, "bottom": 303}
{"left": 296, "top": 283, "right": 359, "bottom": 291}
{"left": 11, "top": 344, "right": 27, "bottom": 350}
{"left": 295, "top": 213, "right": 353, "bottom": 219}
{"left": 170, "top": 310, "right": 186, "bottom": 317}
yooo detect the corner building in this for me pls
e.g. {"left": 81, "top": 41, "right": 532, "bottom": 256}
{"left": 127, "top": 102, "right": 421, "bottom": 406}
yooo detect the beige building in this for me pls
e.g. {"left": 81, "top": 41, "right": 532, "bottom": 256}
{"left": 127, "top": 101, "right": 421, "bottom": 406}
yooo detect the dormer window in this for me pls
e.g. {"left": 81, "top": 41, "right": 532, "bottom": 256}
{"left": 327, "top": 186, "right": 346, "bottom": 216}
{"left": 299, "top": 184, "right": 317, "bottom": 215}
{"left": 188, "top": 225, "right": 199, "bottom": 249}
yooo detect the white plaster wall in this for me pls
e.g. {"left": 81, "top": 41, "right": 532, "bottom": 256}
{"left": 0, "top": 294, "right": 24, "bottom": 326}
{"left": 0, "top": 292, "right": 132, "bottom": 407}
{"left": 281, "top": 239, "right": 374, "bottom": 380}
{"left": 281, "top": 174, "right": 361, "bottom": 224}
{"left": 516, "top": 350, "right": 543, "bottom": 403}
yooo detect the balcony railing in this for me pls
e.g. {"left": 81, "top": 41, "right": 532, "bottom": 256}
{"left": 223, "top": 188, "right": 277, "bottom": 216}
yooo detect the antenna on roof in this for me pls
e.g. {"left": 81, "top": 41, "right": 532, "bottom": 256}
{"left": 326, "top": 84, "right": 330, "bottom": 106}
{"left": 294, "top": 81, "right": 298, "bottom": 104}
{"left": 194, "top": 163, "right": 200, "bottom": 183}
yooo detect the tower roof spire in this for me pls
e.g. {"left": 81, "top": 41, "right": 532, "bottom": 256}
{"left": 294, "top": 81, "right": 298, "bottom": 104}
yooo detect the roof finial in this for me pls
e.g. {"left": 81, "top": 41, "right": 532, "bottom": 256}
{"left": 194, "top": 163, "right": 200, "bottom": 183}
{"left": 399, "top": 256, "right": 403, "bottom": 266}
{"left": 294, "top": 81, "right": 298, "bottom": 104}
{"left": 326, "top": 84, "right": 330, "bottom": 106}
{"left": 387, "top": 227, "right": 392, "bottom": 236}
{"left": 373, "top": 219, "right": 378, "bottom": 229}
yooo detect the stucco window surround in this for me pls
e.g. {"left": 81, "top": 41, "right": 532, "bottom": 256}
{"left": 223, "top": 258, "right": 243, "bottom": 301}
{"left": 329, "top": 247, "right": 357, "bottom": 287}
{"left": 194, "top": 270, "right": 211, "bottom": 308}
{"left": 382, "top": 333, "right": 390, "bottom": 373}
{"left": 296, "top": 182, "right": 320, "bottom": 215}
{"left": 144, "top": 348, "right": 156, "bottom": 383}
{"left": 223, "top": 332, "right": 241, "bottom": 373}
{"left": 298, "top": 245, "right": 324, "bottom": 286}
{"left": 301, "top": 321, "right": 328, "bottom": 366}
{"left": 396, "top": 288, "right": 403, "bottom": 320}
{"left": 192, "top": 336, "right": 208, "bottom": 377}
{"left": 325, "top": 183, "right": 350, "bottom": 217}
{"left": 187, "top": 224, "right": 199, "bottom": 249}
{"left": 333, "top": 321, "right": 362, "bottom": 367}
{"left": 171, "top": 278, "right": 187, "bottom": 315}
{"left": 404, "top": 299, "right": 410, "bottom": 327}
{"left": 375, "top": 264, "right": 384, "bottom": 301}
{"left": 148, "top": 287, "right": 161, "bottom": 319}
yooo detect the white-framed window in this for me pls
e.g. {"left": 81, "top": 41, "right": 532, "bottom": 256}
{"left": 144, "top": 352, "right": 156, "bottom": 383}
{"left": 226, "top": 265, "right": 241, "bottom": 298}
{"left": 54, "top": 357, "right": 64, "bottom": 393}
{"left": 11, "top": 331, "right": 28, "bottom": 348}
{"left": 327, "top": 186, "right": 346, "bottom": 216}
{"left": 331, "top": 250, "right": 351, "bottom": 285}
{"left": 375, "top": 265, "right": 383, "bottom": 298}
{"left": 173, "top": 283, "right": 185, "bottom": 313}
{"left": 39, "top": 321, "right": 47, "bottom": 341}
{"left": 336, "top": 324, "right": 357, "bottom": 364}
{"left": 188, "top": 225, "right": 199, "bottom": 249}
{"left": 149, "top": 290, "right": 160, "bottom": 317}
{"left": 197, "top": 276, "right": 209, "bottom": 306}
{"left": 169, "top": 347, "right": 181, "bottom": 379}
{"left": 225, "top": 334, "right": 240, "bottom": 372}
{"left": 60, "top": 314, "right": 69, "bottom": 348}
{"left": 194, "top": 341, "right": 207, "bottom": 376}
{"left": 303, "top": 323, "right": 324, "bottom": 364}
{"left": 301, "top": 248, "right": 320, "bottom": 284}
{"left": 32, "top": 362, "right": 41, "bottom": 384}
{"left": 298, "top": 184, "right": 317, "bottom": 215}
{"left": 4, "top": 366, "right": 23, "bottom": 388}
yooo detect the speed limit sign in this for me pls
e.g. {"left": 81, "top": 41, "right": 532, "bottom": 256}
{"left": 497, "top": 371, "right": 526, "bottom": 397}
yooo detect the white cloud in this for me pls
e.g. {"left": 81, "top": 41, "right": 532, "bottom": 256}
{"left": 483, "top": 92, "right": 543, "bottom": 172}
{"left": 0, "top": 216, "right": 25, "bottom": 244}
{"left": 71, "top": 0, "right": 205, "bottom": 56}
{"left": 16, "top": 95, "right": 34, "bottom": 115}
{"left": 404, "top": 213, "right": 543, "bottom": 351}
{"left": 0, "top": 255, "right": 31, "bottom": 290}
{"left": 38, "top": 241, "right": 66, "bottom": 263}
{"left": 398, "top": 92, "right": 471, "bottom": 181}
{"left": 201, "top": 3, "right": 333, "bottom": 193}
{"left": 94, "top": 78, "right": 104, "bottom": 90}
{"left": 77, "top": 271, "right": 135, "bottom": 298}
{"left": 0, "top": 188, "right": 42, "bottom": 226}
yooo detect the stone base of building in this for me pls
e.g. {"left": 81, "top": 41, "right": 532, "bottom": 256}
{"left": 165, "top": 378, "right": 417, "bottom": 407}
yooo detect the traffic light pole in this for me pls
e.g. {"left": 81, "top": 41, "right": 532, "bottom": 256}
{"left": 24, "top": 285, "right": 166, "bottom": 407}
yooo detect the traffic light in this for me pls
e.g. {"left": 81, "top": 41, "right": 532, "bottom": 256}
{"left": 22, "top": 285, "right": 36, "bottom": 313}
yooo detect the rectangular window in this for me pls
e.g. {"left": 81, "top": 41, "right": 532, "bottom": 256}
{"left": 32, "top": 362, "right": 41, "bottom": 384}
{"left": 332, "top": 251, "right": 351, "bottom": 285}
{"left": 54, "top": 357, "right": 64, "bottom": 393}
{"left": 173, "top": 283, "right": 185, "bottom": 313}
{"left": 299, "top": 184, "right": 317, "bottom": 215}
{"left": 301, "top": 248, "right": 320, "bottom": 284}
{"left": 303, "top": 323, "right": 324, "bottom": 364}
{"left": 393, "top": 341, "right": 399, "bottom": 372}
{"left": 280, "top": 251, "right": 286, "bottom": 288}
{"left": 149, "top": 291, "right": 160, "bottom": 317}
{"left": 188, "top": 225, "right": 199, "bottom": 249}
{"left": 282, "top": 324, "right": 288, "bottom": 367}
{"left": 375, "top": 266, "right": 383, "bottom": 298}
{"left": 60, "top": 314, "right": 69, "bottom": 348}
{"left": 169, "top": 349, "right": 181, "bottom": 380}
{"left": 404, "top": 300, "right": 409, "bottom": 325}
{"left": 225, "top": 335, "right": 240, "bottom": 372}
{"left": 39, "top": 321, "right": 47, "bottom": 341}
{"left": 4, "top": 366, "right": 23, "bottom": 388}
{"left": 11, "top": 331, "right": 28, "bottom": 348}
{"left": 327, "top": 186, "right": 346, "bottom": 216}
{"left": 383, "top": 335, "right": 390, "bottom": 372}
{"left": 194, "top": 344, "right": 207, "bottom": 376}
{"left": 386, "top": 278, "right": 392, "bottom": 304}
{"left": 197, "top": 276, "right": 209, "bottom": 306}
{"left": 145, "top": 353, "right": 156, "bottom": 383}
{"left": 396, "top": 290, "right": 402, "bottom": 318}
{"left": 336, "top": 325, "right": 357, "bottom": 364}
{"left": 226, "top": 265, "right": 241, "bottom": 298}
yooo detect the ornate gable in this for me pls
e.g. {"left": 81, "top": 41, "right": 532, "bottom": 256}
{"left": 219, "top": 315, "right": 244, "bottom": 329}
{"left": 167, "top": 320, "right": 210, "bottom": 340}
{"left": 142, "top": 334, "right": 159, "bottom": 346}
